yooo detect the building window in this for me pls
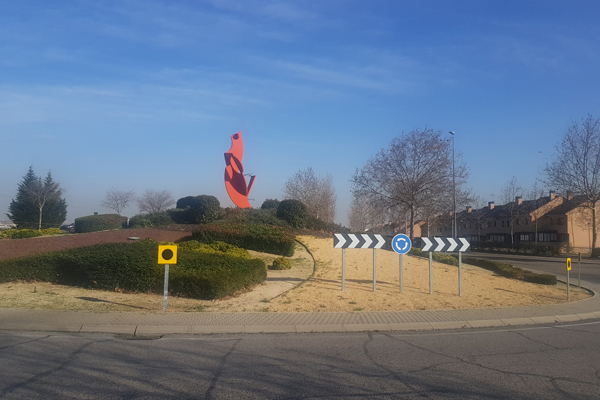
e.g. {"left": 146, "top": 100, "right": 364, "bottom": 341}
{"left": 550, "top": 218, "right": 553, "bottom": 225}
{"left": 538, "top": 233, "right": 558, "bottom": 242}
{"left": 508, "top": 220, "right": 511, "bottom": 227}
{"left": 502, "top": 221, "right": 505, "bottom": 227}
{"left": 517, "top": 219, "right": 520, "bottom": 225}
{"left": 494, "top": 221, "right": 497, "bottom": 227}
{"left": 490, "top": 235, "right": 505, "bottom": 242}
{"left": 558, "top": 218, "right": 563, "bottom": 226}
{"left": 520, "top": 234, "right": 530, "bottom": 242}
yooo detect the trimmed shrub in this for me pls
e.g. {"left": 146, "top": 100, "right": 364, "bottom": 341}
{"left": 220, "top": 207, "right": 285, "bottom": 226}
{"left": 176, "top": 196, "right": 196, "bottom": 210}
{"left": 178, "top": 240, "right": 251, "bottom": 259}
{"left": 168, "top": 208, "right": 193, "bottom": 224}
{"left": 170, "top": 195, "right": 221, "bottom": 224}
{"left": 128, "top": 212, "right": 173, "bottom": 228}
{"left": 169, "top": 252, "right": 266, "bottom": 299}
{"left": 192, "top": 195, "right": 221, "bottom": 224}
{"left": 261, "top": 199, "right": 280, "bottom": 210}
{"left": 277, "top": 199, "right": 308, "bottom": 228}
{"left": 74, "top": 214, "right": 127, "bottom": 233}
{"left": 270, "top": 257, "right": 292, "bottom": 270}
{"left": 0, "top": 240, "right": 267, "bottom": 299}
{"left": 192, "top": 223, "right": 296, "bottom": 256}
{"left": 462, "top": 257, "right": 557, "bottom": 285}
{"left": 0, "top": 227, "right": 66, "bottom": 240}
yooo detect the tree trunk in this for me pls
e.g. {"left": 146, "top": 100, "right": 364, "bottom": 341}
{"left": 38, "top": 206, "right": 43, "bottom": 231}
{"left": 592, "top": 202, "right": 597, "bottom": 249}
{"left": 409, "top": 204, "right": 415, "bottom": 241}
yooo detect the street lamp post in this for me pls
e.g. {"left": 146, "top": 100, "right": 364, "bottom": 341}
{"left": 449, "top": 131, "right": 456, "bottom": 238}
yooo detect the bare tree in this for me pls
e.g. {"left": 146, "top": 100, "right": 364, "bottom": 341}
{"left": 525, "top": 180, "right": 547, "bottom": 246}
{"left": 348, "top": 192, "right": 387, "bottom": 232}
{"left": 502, "top": 176, "right": 523, "bottom": 247}
{"left": 137, "top": 189, "right": 175, "bottom": 214}
{"left": 545, "top": 115, "right": 600, "bottom": 249}
{"left": 351, "top": 128, "right": 469, "bottom": 240}
{"left": 101, "top": 189, "right": 136, "bottom": 215}
{"left": 283, "top": 167, "right": 336, "bottom": 223}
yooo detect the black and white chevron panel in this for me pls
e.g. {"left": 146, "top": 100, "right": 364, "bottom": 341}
{"left": 334, "top": 233, "right": 386, "bottom": 249}
{"left": 420, "top": 237, "right": 470, "bottom": 252}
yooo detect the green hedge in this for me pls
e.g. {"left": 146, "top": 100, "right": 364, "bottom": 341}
{"left": 408, "top": 247, "right": 556, "bottom": 285}
{"left": 74, "top": 214, "right": 127, "bottom": 233}
{"left": 0, "top": 228, "right": 64, "bottom": 240}
{"left": 462, "top": 257, "right": 557, "bottom": 285}
{"left": 0, "top": 240, "right": 267, "bottom": 300}
{"left": 192, "top": 223, "right": 295, "bottom": 256}
{"left": 128, "top": 212, "right": 173, "bottom": 228}
{"left": 169, "top": 252, "right": 266, "bottom": 299}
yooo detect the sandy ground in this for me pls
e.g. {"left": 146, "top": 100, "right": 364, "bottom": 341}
{"left": 0, "top": 235, "right": 589, "bottom": 313}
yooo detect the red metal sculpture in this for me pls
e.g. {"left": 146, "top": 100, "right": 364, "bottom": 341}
{"left": 224, "top": 131, "right": 256, "bottom": 208}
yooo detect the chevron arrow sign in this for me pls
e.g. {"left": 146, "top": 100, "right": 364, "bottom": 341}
{"left": 420, "top": 237, "right": 470, "bottom": 252}
{"left": 334, "top": 233, "right": 386, "bottom": 249}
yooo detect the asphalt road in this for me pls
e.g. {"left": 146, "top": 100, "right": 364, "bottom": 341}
{"left": 469, "top": 251, "right": 600, "bottom": 284}
{"left": 2, "top": 321, "right": 600, "bottom": 399}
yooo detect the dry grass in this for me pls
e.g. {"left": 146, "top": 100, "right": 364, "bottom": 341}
{"left": 0, "top": 235, "right": 589, "bottom": 313}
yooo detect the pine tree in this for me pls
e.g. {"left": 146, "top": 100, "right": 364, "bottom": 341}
{"left": 7, "top": 167, "right": 68, "bottom": 229}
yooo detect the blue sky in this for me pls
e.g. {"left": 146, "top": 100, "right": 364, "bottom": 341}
{"left": 1, "top": 0, "right": 599, "bottom": 225}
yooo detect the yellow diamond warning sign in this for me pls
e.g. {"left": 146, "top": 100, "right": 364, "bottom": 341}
{"left": 158, "top": 245, "right": 177, "bottom": 264}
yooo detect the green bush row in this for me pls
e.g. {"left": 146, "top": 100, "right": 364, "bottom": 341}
{"left": 128, "top": 212, "right": 173, "bottom": 228}
{"left": 0, "top": 240, "right": 267, "bottom": 300}
{"left": 408, "top": 247, "right": 556, "bottom": 285}
{"left": 192, "top": 223, "right": 296, "bottom": 257}
{"left": 74, "top": 214, "right": 127, "bottom": 233}
{"left": 462, "top": 257, "right": 557, "bottom": 285}
{"left": 0, "top": 227, "right": 64, "bottom": 240}
{"left": 408, "top": 247, "right": 459, "bottom": 266}
{"left": 470, "top": 241, "right": 563, "bottom": 256}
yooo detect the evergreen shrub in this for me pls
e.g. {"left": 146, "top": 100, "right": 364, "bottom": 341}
{"left": 74, "top": 214, "right": 127, "bottom": 233}
{"left": 192, "top": 223, "right": 295, "bottom": 256}
{"left": 0, "top": 240, "right": 267, "bottom": 299}
{"left": 276, "top": 199, "right": 308, "bottom": 228}
{"left": 261, "top": 199, "right": 280, "bottom": 210}
{"left": 128, "top": 212, "right": 173, "bottom": 228}
{"left": 270, "top": 257, "right": 292, "bottom": 270}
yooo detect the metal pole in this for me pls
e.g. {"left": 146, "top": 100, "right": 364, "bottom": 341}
{"left": 429, "top": 251, "right": 433, "bottom": 294}
{"left": 450, "top": 131, "right": 456, "bottom": 238}
{"left": 400, "top": 254, "right": 403, "bottom": 293}
{"left": 342, "top": 248, "right": 345, "bottom": 291}
{"left": 578, "top": 252, "right": 581, "bottom": 288}
{"left": 373, "top": 248, "right": 377, "bottom": 291}
{"left": 163, "top": 264, "right": 170, "bottom": 310}
{"left": 459, "top": 251, "right": 462, "bottom": 296}
{"left": 567, "top": 268, "right": 570, "bottom": 301}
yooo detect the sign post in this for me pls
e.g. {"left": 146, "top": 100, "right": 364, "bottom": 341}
{"left": 420, "top": 237, "right": 470, "bottom": 295}
{"left": 334, "top": 233, "right": 385, "bottom": 291}
{"left": 158, "top": 245, "right": 178, "bottom": 310}
{"left": 566, "top": 257, "right": 571, "bottom": 301}
{"left": 391, "top": 234, "right": 412, "bottom": 293}
{"left": 578, "top": 252, "right": 581, "bottom": 288}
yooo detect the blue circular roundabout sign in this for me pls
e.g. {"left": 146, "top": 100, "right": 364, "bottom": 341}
{"left": 392, "top": 234, "right": 412, "bottom": 255}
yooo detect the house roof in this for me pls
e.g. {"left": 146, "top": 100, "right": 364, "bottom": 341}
{"left": 544, "top": 195, "right": 588, "bottom": 215}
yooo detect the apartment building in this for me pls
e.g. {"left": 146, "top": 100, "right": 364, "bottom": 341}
{"left": 368, "top": 191, "right": 597, "bottom": 252}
